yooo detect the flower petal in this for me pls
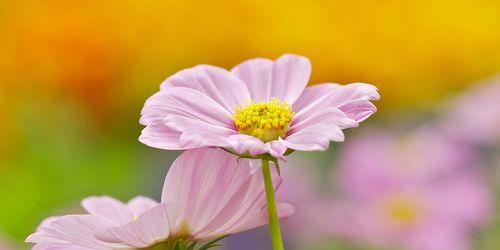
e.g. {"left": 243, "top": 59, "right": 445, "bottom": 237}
{"left": 138, "top": 125, "right": 184, "bottom": 150}
{"left": 126, "top": 196, "right": 159, "bottom": 217}
{"left": 141, "top": 87, "right": 233, "bottom": 128}
{"left": 95, "top": 202, "right": 182, "bottom": 248}
{"left": 38, "top": 216, "right": 61, "bottom": 230}
{"left": 37, "top": 215, "right": 121, "bottom": 250}
{"left": 282, "top": 83, "right": 378, "bottom": 152}
{"left": 337, "top": 99, "right": 378, "bottom": 122}
{"left": 160, "top": 148, "right": 289, "bottom": 239}
{"left": 163, "top": 115, "right": 234, "bottom": 149}
{"left": 268, "top": 140, "right": 288, "bottom": 161}
{"left": 161, "top": 149, "right": 248, "bottom": 219}
{"left": 230, "top": 58, "right": 274, "bottom": 101}
{"left": 140, "top": 87, "right": 238, "bottom": 150}
{"left": 281, "top": 123, "right": 345, "bottom": 151}
{"left": 292, "top": 83, "right": 341, "bottom": 111}
{"left": 189, "top": 162, "right": 256, "bottom": 236}
{"left": 289, "top": 107, "right": 357, "bottom": 134}
{"left": 32, "top": 242, "right": 93, "bottom": 250}
{"left": 270, "top": 54, "right": 311, "bottom": 104}
{"left": 294, "top": 82, "right": 379, "bottom": 122}
{"left": 160, "top": 65, "right": 251, "bottom": 112}
{"left": 27, "top": 217, "right": 66, "bottom": 246}
{"left": 81, "top": 196, "right": 133, "bottom": 225}
{"left": 228, "top": 203, "right": 295, "bottom": 234}
{"left": 231, "top": 54, "right": 311, "bottom": 104}
{"left": 26, "top": 232, "right": 66, "bottom": 245}
{"left": 282, "top": 107, "right": 356, "bottom": 151}
{"left": 202, "top": 174, "right": 285, "bottom": 238}
{"left": 227, "top": 134, "right": 269, "bottom": 156}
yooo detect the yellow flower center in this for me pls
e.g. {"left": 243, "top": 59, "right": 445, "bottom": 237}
{"left": 383, "top": 196, "right": 421, "bottom": 226}
{"left": 232, "top": 98, "right": 294, "bottom": 142}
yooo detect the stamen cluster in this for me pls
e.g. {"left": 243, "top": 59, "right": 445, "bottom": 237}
{"left": 232, "top": 98, "right": 294, "bottom": 142}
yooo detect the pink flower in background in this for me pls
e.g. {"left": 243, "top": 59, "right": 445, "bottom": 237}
{"left": 441, "top": 74, "right": 500, "bottom": 146}
{"left": 276, "top": 157, "right": 330, "bottom": 244}
{"left": 0, "top": 231, "right": 19, "bottom": 250}
{"left": 327, "top": 129, "right": 493, "bottom": 250}
{"left": 27, "top": 148, "right": 293, "bottom": 249}
{"left": 337, "top": 128, "right": 478, "bottom": 198}
{"left": 139, "top": 54, "right": 379, "bottom": 160}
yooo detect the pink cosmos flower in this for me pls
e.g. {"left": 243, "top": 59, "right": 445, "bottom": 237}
{"left": 327, "top": 129, "right": 492, "bottom": 250}
{"left": 139, "top": 54, "right": 379, "bottom": 160}
{"left": 26, "top": 148, "right": 293, "bottom": 249}
{"left": 440, "top": 74, "right": 500, "bottom": 146}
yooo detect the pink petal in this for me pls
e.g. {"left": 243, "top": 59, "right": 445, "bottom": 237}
{"left": 38, "top": 216, "right": 61, "bottom": 230}
{"left": 229, "top": 203, "right": 295, "bottom": 234}
{"left": 32, "top": 242, "right": 92, "bottom": 250}
{"left": 81, "top": 196, "right": 133, "bottom": 225}
{"left": 163, "top": 115, "right": 234, "bottom": 149}
{"left": 231, "top": 54, "right": 311, "bottom": 104}
{"left": 281, "top": 124, "right": 345, "bottom": 151}
{"left": 26, "top": 232, "right": 67, "bottom": 245}
{"left": 160, "top": 65, "right": 251, "bottom": 112}
{"left": 288, "top": 84, "right": 372, "bottom": 151}
{"left": 40, "top": 215, "right": 121, "bottom": 250}
{"left": 268, "top": 140, "right": 288, "bottom": 161}
{"left": 160, "top": 148, "right": 290, "bottom": 240}
{"left": 337, "top": 99, "right": 378, "bottom": 122}
{"left": 95, "top": 202, "right": 182, "bottom": 248}
{"left": 292, "top": 83, "right": 342, "bottom": 111}
{"left": 189, "top": 162, "right": 255, "bottom": 235}
{"left": 294, "top": 82, "right": 379, "bottom": 122}
{"left": 126, "top": 196, "right": 159, "bottom": 217}
{"left": 230, "top": 58, "right": 274, "bottom": 101}
{"left": 140, "top": 87, "right": 239, "bottom": 150}
{"left": 202, "top": 174, "right": 284, "bottom": 238}
{"left": 161, "top": 149, "right": 248, "bottom": 219}
{"left": 138, "top": 125, "right": 184, "bottom": 150}
{"left": 142, "top": 87, "right": 233, "bottom": 128}
{"left": 281, "top": 108, "right": 355, "bottom": 152}
{"left": 27, "top": 217, "right": 67, "bottom": 246}
{"left": 161, "top": 148, "right": 225, "bottom": 216}
{"left": 227, "top": 134, "right": 269, "bottom": 156}
{"left": 94, "top": 225, "right": 147, "bottom": 248}
{"left": 270, "top": 54, "right": 311, "bottom": 104}
{"left": 289, "top": 107, "right": 357, "bottom": 134}
{"left": 201, "top": 163, "right": 280, "bottom": 236}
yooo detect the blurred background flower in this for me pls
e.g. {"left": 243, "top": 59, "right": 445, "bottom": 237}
{"left": 327, "top": 128, "right": 492, "bottom": 250}
{"left": 0, "top": 230, "right": 20, "bottom": 250}
{"left": 1, "top": 0, "right": 500, "bottom": 249}
{"left": 439, "top": 74, "right": 500, "bottom": 147}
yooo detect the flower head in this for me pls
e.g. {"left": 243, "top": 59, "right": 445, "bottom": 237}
{"left": 232, "top": 98, "right": 293, "bottom": 142}
{"left": 139, "top": 54, "right": 379, "bottom": 160}
{"left": 327, "top": 129, "right": 492, "bottom": 250}
{"left": 26, "top": 148, "right": 293, "bottom": 249}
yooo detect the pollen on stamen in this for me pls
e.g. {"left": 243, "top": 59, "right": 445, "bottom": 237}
{"left": 232, "top": 98, "right": 294, "bottom": 142}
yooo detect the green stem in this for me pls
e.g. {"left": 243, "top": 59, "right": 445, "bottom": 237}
{"left": 261, "top": 159, "right": 284, "bottom": 250}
